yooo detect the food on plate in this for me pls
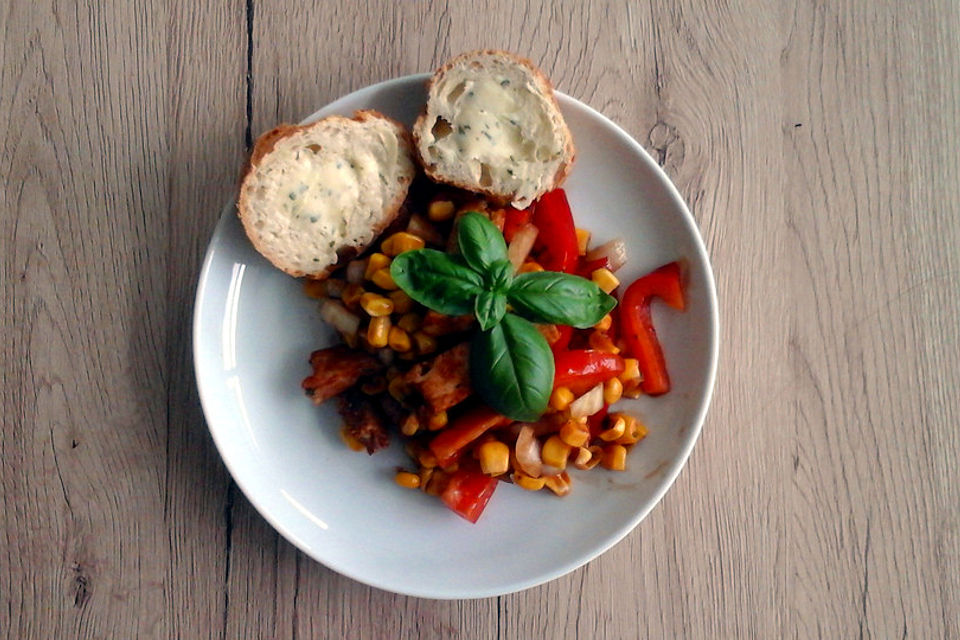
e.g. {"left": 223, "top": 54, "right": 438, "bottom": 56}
{"left": 237, "top": 110, "right": 416, "bottom": 278}
{"left": 236, "top": 49, "right": 687, "bottom": 523}
{"left": 413, "top": 50, "right": 576, "bottom": 209}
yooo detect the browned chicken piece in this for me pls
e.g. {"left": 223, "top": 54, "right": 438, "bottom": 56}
{"left": 420, "top": 310, "right": 475, "bottom": 337}
{"left": 301, "top": 346, "right": 382, "bottom": 405}
{"left": 338, "top": 389, "right": 390, "bottom": 454}
{"left": 403, "top": 342, "right": 472, "bottom": 413}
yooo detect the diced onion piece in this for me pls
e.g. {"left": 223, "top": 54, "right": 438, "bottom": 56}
{"left": 515, "top": 424, "right": 543, "bottom": 478}
{"left": 569, "top": 383, "right": 605, "bottom": 419}
{"left": 325, "top": 278, "right": 346, "bottom": 298}
{"left": 507, "top": 223, "right": 539, "bottom": 270}
{"left": 346, "top": 259, "right": 366, "bottom": 284}
{"left": 319, "top": 299, "right": 360, "bottom": 337}
{"left": 585, "top": 238, "right": 628, "bottom": 272}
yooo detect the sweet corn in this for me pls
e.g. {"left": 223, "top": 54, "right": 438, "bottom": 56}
{"left": 603, "top": 377, "right": 624, "bottom": 405}
{"left": 397, "top": 312, "right": 422, "bottom": 333}
{"left": 388, "top": 290, "right": 413, "bottom": 314}
{"left": 367, "top": 316, "right": 391, "bottom": 348}
{"left": 477, "top": 441, "right": 510, "bottom": 476}
{"left": 620, "top": 358, "right": 641, "bottom": 382}
{"left": 541, "top": 435, "right": 572, "bottom": 470}
{"left": 599, "top": 415, "right": 627, "bottom": 441}
{"left": 401, "top": 413, "right": 420, "bottom": 436}
{"left": 388, "top": 328, "right": 409, "bottom": 353}
{"left": 341, "top": 283, "right": 365, "bottom": 310}
{"left": 550, "top": 387, "right": 575, "bottom": 412}
{"left": 518, "top": 261, "right": 544, "bottom": 274}
{"left": 339, "top": 426, "right": 365, "bottom": 452}
{"left": 559, "top": 420, "right": 590, "bottom": 448}
{"left": 427, "top": 411, "right": 448, "bottom": 430}
{"left": 394, "top": 471, "right": 421, "bottom": 489}
{"left": 591, "top": 268, "right": 620, "bottom": 294}
{"left": 303, "top": 279, "right": 326, "bottom": 299}
{"left": 513, "top": 471, "right": 546, "bottom": 491}
{"left": 364, "top": 253, "right": 391, "bottom": 280}
{"left": 601, "top": 444, "right": 628, "bottom": 471}
{"left": 573, "top": 447, "right": 599, "bottom": 470}
{"left": 544, "top": 471, "right": 572, "bottom": 496}
{"left": 418, "top": 449, "right": 439, "bottom": 469}
{"left": 575, "top": 228, "right": 591, "bottom": 255}
{"left": 615, "top": 414, "right": 649, "bottom": 445}
{"left": 418, "top": 466, "right": 434, "bottom": 490}
{"left": 593, "top": 313, "right": 613, "bottom": 332}
{"left": 413, "top": 331, "right": 437, "bottom": 355}
{"left": 360, "top": 376, "right": 387, "bottom": 395}
{"left": 428, "top": 199, "right": 456, "bottom": 221}
{"left": 360, "top": 292, "right": 394, "bottom": 317}
{"left": 371, "top": 268, "right": 398, "bottom": 290}
{"left": 623, "top": 386, "right": 644, "bottom": 399}
{"left": 381, "top": 231, "right": 425, "bottom": 257}
{"left": 388, "top": 375, "right": 408, "bottom": 402}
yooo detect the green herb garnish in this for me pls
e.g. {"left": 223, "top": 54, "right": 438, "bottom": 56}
{"left": 391, "top": 212, "right": 616, "bottom": 421}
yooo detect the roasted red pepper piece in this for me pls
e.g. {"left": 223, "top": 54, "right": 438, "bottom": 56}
{"left": 619, "top": 262, "right": 686, "bottom": 395}
{"left": 550, "top": 325, "right": 574, "bottom": 354}
{"left": 429, "top": 406, "right": 512, "bottom": 466}
{"left": 552, "top": 349, "right": 625, "bottom": 395}
{"left": 440, "top": 466, "right": 499, "bottom": 523}
{"left": 502, "top": 206, "right": 533, "bottom": 243}
{"left": 587, "top": 404, "right": 610, "bottom": 438}
{"left": 531, "top": 189, "right": 579, "bottom": 273}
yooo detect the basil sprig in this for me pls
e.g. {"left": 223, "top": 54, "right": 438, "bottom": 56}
{"left": 390, "top": 212, "right": 616, "bottom": 421}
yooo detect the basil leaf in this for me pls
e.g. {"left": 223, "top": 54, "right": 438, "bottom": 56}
{"left": 485, "top": 259, "right": 514, "bottom": 294}
{"left": 474, "top": 290, "right": 507, "bottom": 331}
{"left": 390, "top": 249, "right": 483, "bottom": 316}
{"left": 508, "top": 271, "right": 617, "bottom": 328}
{"left": 458, "top": 211, "right": 508, "bottom": 273}
{"left": 470, "top": 313, "right": 554, "bottom": 422}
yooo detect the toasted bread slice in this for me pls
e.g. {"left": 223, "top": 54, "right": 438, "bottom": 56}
{"left": 238, "top": 110, "right": 416, "bottom": 278}
{"left": 413, "top": 50, "right": 575, "bottom": 209}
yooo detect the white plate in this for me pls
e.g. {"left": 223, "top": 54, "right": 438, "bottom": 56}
{"left": 193, "top": 74, "right": 718, "bottom": 599}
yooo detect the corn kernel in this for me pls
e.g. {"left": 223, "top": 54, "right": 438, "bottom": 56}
{"left": 303, "top": 279, "right": 326, "bottom": 299}
{"left": 573, "top": 447, "right": 599, "bottom": 470}
{"left": 401, "top": 413, "right": 419, "bottom": 436}
{"left": 477, "top": 441, "right": 510, "bottom": 476}
{"left": 364, "top": 253, "right": 391, "bottom": 280}
{"left": 550, "top": 387, "right": 575, "bottom": 412}
{"left": 623, "top": 386, "right": 644, "bottom": 399}
{"left": 388, "top": 326, "right": 411, "bottom": 352}
{"left": 397, "top": 312, "right": 422, "bottom": 333}
{"left": 388, "top": 290, "right": 413, "bottom": 314}
{"left": 518, "top": 261, "right": 544, "bottom": 274}
{"left": 591, "top": 268, "right": 620, "bottom": 294}
{"left": 418, "top": 449, "right": 438, "bottom": 469}
{"left": 603, "top": 377, "right": 624, "bottom": 405}
{"left": 339, "top": 426, "right": 365, "bottom": 452}
{"left": 541, "top": 435, "right": 572, "bottom": 470}
{"left": 600, "top": 415, "right": 627, "bottom": 441}
{"left": 428, "top": 411, "right": 448, "bottom": 430}
{"left": 382, "top": 231, "right": 425, "bottom": 257}
{"left": 388, "top": 376, "right": 408, "bottom": 402}
{"left": 620, "top": 358, "right": 640, "bottom": 382}
{"left": 360, "top": 292, "right": 394, "bottom": 317}
{"left": 615, "top": 414, "right": 649, "bottom": 445}
{"left": 371, "top": 268, "right": 398, "bottom": 290}
{"left": 394, "top": 471, "right": 421, "bottom": 489}
{"left": 575, "top": 228, "right": 591, "bottom": 255}
{"left": 418, "top": 466, "right": 434, "bottom": 490}
{"left": 413, "top": 331, "right": 437, "bottom": 355}
{"left": 367, "top": 316, "right": 391, "bottom": 348}
{"left": 341, "top": 283, "right": 365, "bottom": 310}
{"left": 559, "top": 420, "right": 590, "bottom": 448}
{"left": 428, "top": 199, "right": 456, "bottom": 221}
{"left": 513, "top": 471, "right": 546, "bottom": 491}
{"left": 360, "top": 376, "right": 387, "bottom": 395}
{"left": 601, "top": 444, "right": 627, "bottom": 471}
{"left": 593, "top": 313, "right": 613, "bottom": 332}
{"left": 544, "top": 471, "right": 572, "bottom": 496}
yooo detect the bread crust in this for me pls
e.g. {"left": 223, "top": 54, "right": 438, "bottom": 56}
{"left": 237, "top": 110, "right": 415, "bottom": 279}
{"left": 412, "top": 49, "right": 576, "bottom": 207}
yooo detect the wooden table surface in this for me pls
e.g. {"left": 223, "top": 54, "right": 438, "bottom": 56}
{"left": 3, "top": 1, "right": 959, "bottom": 637}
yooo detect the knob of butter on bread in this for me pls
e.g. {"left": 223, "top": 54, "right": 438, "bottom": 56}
{"left": 237, "top": 110, "right": 416, "bottom": 279}
{"left": 413, "top": 50, "right": 575, "bottom": 209}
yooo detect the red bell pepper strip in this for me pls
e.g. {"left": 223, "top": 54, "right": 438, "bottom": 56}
{"left": 619, "top": 262, "right": 686, "bottom": 396}
{"left": 550, "top": 325, "right": 574, "bottom": 354}
{"left": 440, "top": 467, "right": 499, "bottom": 523}
{"left": 552, "top": 349, "right": 625, "bottom": 395}
{"left": 429, "top": 406, "right": 511, "bottom": 466}
{"left": 576, "top": 256, "right": 609, "bottom": 279}
{"left": 531, "top": 189, "right": 579, "bottom": 273}
{"left": 502, "top": 206, "right": 533, "bottom": 243}
{"left": 587, "top": 404, "right": 610, "bottom": 438}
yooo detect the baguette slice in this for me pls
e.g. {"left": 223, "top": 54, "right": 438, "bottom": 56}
{"left": 238, "top": 110, "right": 416, "bottom": 278}
{"left": 413, "top": 50, "right": 575, "bottom": 209}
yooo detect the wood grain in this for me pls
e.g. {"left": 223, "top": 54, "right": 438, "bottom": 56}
{"left": 2, "top": 0, "right": 958, "bottom": 637}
